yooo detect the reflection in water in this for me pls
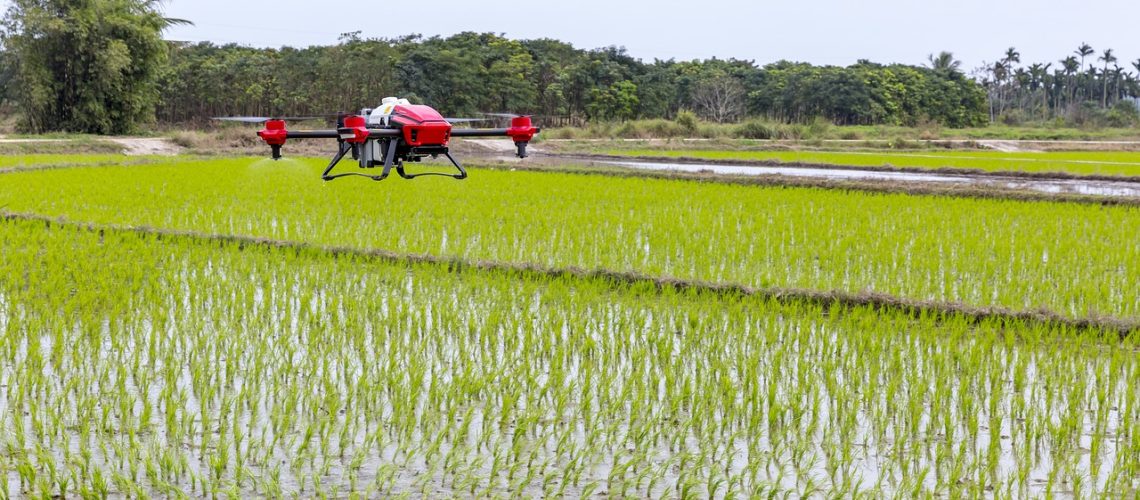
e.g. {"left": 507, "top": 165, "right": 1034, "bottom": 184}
{"left": 600, "top": 160, "right": 1140, "bottom": 198}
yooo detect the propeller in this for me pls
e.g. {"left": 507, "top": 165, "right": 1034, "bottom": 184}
{"left": 212, "top": 116, "right": 330, "bottom": 124}
{"left": 480, "top": 112, "right": 531, "bottom": 119}
{"left": 445, "top": 117, "right": 491, "bottom": 124}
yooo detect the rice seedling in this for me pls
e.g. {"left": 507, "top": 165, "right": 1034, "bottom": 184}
{"left": 0, "top": 158, "right": 1136, "bottom": 322}
{"left": 0, "top": 154, "right": 165, "bottom": 171}
{"left": 0, "top": 218, "right": 1137, "bottom": 497}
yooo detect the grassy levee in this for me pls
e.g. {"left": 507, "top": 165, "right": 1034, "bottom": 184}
{"left": 1, "top": 217, "right": 1137, "bottom": 497}
{"left": 587, "top": 148, "right": 1140, "bottom": 178}
{"left": 0, "top": 157, "right": 1136, "bottom": 322}
{"left": 0, "top": 154, "right": 169, "bottom": 171}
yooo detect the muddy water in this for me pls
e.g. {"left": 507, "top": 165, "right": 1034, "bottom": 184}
{"left": 597, "top": 160, "right": 1140, "bottom": 198}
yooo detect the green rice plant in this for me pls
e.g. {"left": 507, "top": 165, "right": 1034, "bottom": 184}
{"left": 0, "top": 218, "right": 1136, "bottom": 497}
{"left": 0, "top": 158, "right": 1136, "bottom": 322}
{"left": 0, "top": 154, "right": 166, "bottom": 171}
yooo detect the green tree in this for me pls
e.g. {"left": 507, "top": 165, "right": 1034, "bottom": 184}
{"left": 1060, "top": 56, "right": 1079, "bottom": 108}
{"left": 1075, "top": 43, "right": 1094, "bottom": 70}
{"left": 1099, "top": 48, "right": 1116, "bottom": 107}
{"left": 1074, "top": 43, "right": 1094, "bottom": 101}
{"left": 1, "top": 0, "right": 188, "bottom": 133}
{"left": 927, "top": 51, "right": 961, "bottom": 76}
{"left": 586, "top": 80, "right": 638, "bottom": 121}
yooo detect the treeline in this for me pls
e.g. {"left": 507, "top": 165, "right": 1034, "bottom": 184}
{"left": 5, "top": 0, "right": 1136, "bottom": 134}
{"left": 157, "top": 32, "right": 989, "bottom": 128}
{"left": 976, "top": 45, "right": 1140, "bottom": 126}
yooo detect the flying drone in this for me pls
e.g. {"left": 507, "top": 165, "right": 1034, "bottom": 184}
{"left": 216, "top": 97, "right": 539, "bottom": 181}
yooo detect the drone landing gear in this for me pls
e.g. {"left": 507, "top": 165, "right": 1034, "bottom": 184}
{"left": 397, "top": 149, "right": 467, "bottom": 180}
{"left": 320, "top": 139, "right": 467, "bottom": 181}
{"left": 321, "top": 141, "right": 394, "bottom": 181}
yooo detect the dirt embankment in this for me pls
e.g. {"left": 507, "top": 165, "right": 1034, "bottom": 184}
{"left": 107, "top": 137, "right": 183, "bottom": 155}
{"left": 0, "top": 135, "right": 184, "bottom": 155}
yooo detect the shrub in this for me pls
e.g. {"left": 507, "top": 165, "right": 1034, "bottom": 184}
{"left": 614, "top": 121, "right": 641, "bottom": 138}
{"left": 776, "top": 124, "right": 807, "bottom": 140}
{"left": 807, "top": 118, "right": 832, "bottom": 139}
{"left": 1105, "top": 101, "right": 1139, "bottom": 128}
{"left": 642, "top": 119, "right": 687, "bottom": 138}
{"left": 674, "top": 110, "right": 699, "bottom": 134}
{"left": 735, "top": 120, "right": 774, "bottom": 140}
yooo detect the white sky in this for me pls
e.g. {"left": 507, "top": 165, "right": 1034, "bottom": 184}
{"left": 8, "top": 0, "right": 1140, "bottom": 72}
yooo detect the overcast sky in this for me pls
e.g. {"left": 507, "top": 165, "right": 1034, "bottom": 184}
{"left": 16, "top": 0, "right": 1140, "bottom": 72}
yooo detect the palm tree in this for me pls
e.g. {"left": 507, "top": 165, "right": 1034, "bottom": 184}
{"left": 1113, "top": 65, "right": 1125, "bottom": 102}
{"left": 991, "top": 61, "right": 1008, "bottom": 116}
{"left": 1100, "top": 48, "right": 1117, "bottom": 107}
{"left": 1052, "top": 68, "right": 1066, "bottom": 111}
{"left": 1014, "top": 68, "right": 1030, "bottom": 109}
{"left": 1003, "top": 47, "right": 1021, "bottom": 72}
{"left": 1028, "top": 63, "right": 1052, "bottom": 116}
{"left": 1061, "top": 56, "right": 1079, "bottom": 108}
{"left": 927, "top": 51, "right": 961, "bottom": 75}
{"left": 143, "top": 0, "right": 195, "bottom": 29}
{"left": 994, "top": 48, "right": 1020, "bottom": 114}
{"left": 1075, "top": 43, "right": 1094, "bottom": 70}
{"left": 1074, "top": 43, "right": 1094, "bottom": 102}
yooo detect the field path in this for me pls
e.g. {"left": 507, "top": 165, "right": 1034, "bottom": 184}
{"left": 0, "top": 135, "right": 183, "bottom": 155}
{"left": 106, "top": 137, "right": 183, "bottom": 156}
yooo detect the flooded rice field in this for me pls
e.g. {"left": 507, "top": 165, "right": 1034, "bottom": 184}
{"left": 595, "top": 159, "right": 1140, "bottom": 198}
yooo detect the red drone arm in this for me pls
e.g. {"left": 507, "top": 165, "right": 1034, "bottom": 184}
{"left": 256, "top": 112, "right": 540, "bottom": 161}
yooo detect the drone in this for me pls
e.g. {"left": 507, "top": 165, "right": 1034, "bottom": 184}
{"left": 216, "top": 97, "right": 539, "bottom": 181}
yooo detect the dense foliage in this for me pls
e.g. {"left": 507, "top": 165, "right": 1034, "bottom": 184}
{"left": 156, "top": 33, "right": 989, "bottom": 128}
{"left": 0, "top": 0, "right": 181, "bottom": 133}
{"left": 2, "top": 4, "right": 1136, "bottom": 133}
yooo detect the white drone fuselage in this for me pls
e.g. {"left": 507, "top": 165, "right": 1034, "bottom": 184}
{"left": 359, "top": 97, "right": 411, "bottom": 165}
{"left": 365, "top": 97, "right": 410, "bottom": 127}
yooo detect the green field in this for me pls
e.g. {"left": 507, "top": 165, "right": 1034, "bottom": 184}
{"left": 1, "top": 154, "right": 1138, "bottom": 497}
{"left": 0, "top": 157, "right": 1135, "bottom": 319}
{"left": 594, "top": 148, "right": 1140, "bottom": 177}
{"left": 0, "top": 154, "right": 165, "bottom": 170}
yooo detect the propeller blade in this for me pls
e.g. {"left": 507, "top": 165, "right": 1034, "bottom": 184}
{"left": 480, "top": 112, "right": 528, "bottom": 119}
{"left": 212, "top": 116, "right": 274, "bottom": 123}
{"left": 212, "top": 116, "right": 330, "bottom": 124}
{"left": 445, "top": 117, "right": 491, "bottom": 124}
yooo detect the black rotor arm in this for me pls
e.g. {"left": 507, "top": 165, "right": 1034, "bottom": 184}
{"left": 284, "top": 129, "right": 401, "bottom": 140}
{"left": 451, "top": 127, "right": 542, "bottom": 158}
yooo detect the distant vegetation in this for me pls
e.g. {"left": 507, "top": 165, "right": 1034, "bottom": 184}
{"left": 155, "top": 35, "right": 989, "bottom": 128}
{"left": 975, "top": 46, "right": 1140, "bottom": 127}
{"left": 0, "top": 0, "right": 189, "bottom": 134}
{"left": 0, "top": 1, "right": 1137, "bottom": 134}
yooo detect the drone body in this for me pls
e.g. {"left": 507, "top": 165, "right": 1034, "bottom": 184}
{"left": 248, "top": 97, "right": 539, "bottom": 181}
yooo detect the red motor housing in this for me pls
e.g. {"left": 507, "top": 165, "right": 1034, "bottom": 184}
{"left": 339, "top": 115, "right": 370, "bottom": 144}
{"left": 506, "top": 115, "right": 538, "bottom": 143}
{"left": 391, "top": 104, "right": 452, "bottom": 147}
{"left": 258, "top": 119, "right": 288, "bottom": 146}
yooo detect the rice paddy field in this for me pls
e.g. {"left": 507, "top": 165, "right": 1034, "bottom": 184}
{"left": 0, "top": 154, "right": 166, "bottom": 171}
{"left": 587, "top": 148, "right": 1140, "bottom": 178}
{"left": 2, "top": 154, "right": 1139, "bottom": 497}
